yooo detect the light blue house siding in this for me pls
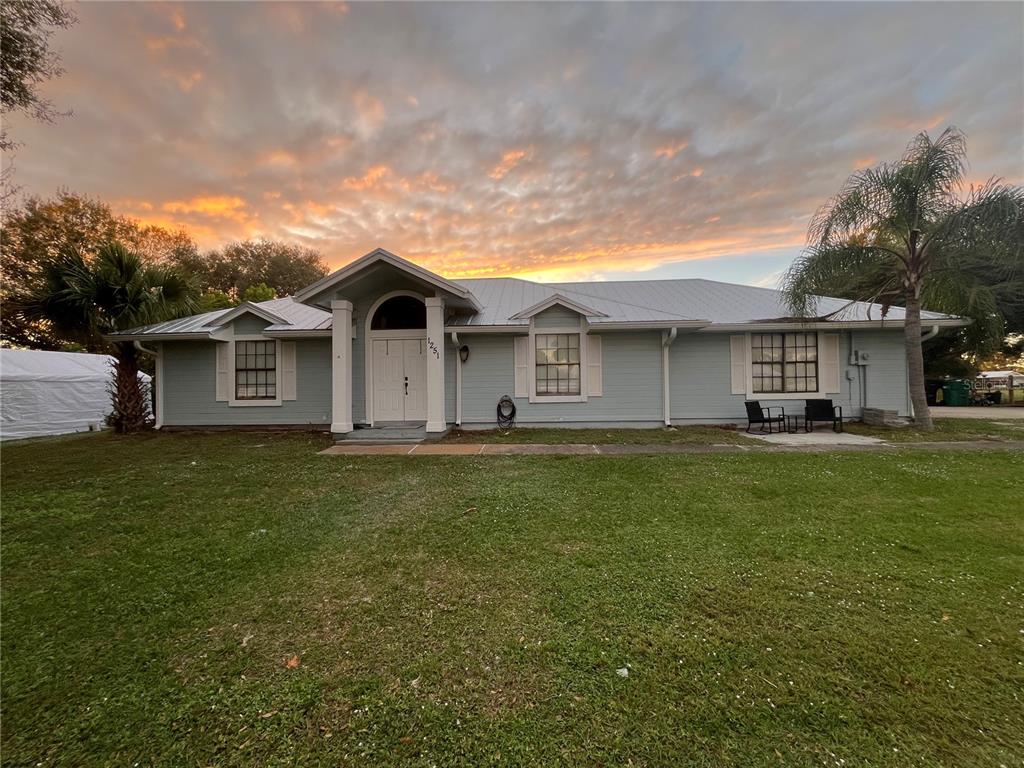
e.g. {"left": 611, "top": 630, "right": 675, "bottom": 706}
{"left": 460, "top": 331, "right": 665, "bottom": 426}
{"left": 159, "top": 323, "right": 910, "bottom": 428}
{"left": 162, "top": 339, "right": 332, "bottom": 426}
{"left": 456, "top": 328, "right": 910, "bottom": 428}
{"left": 533, "top": 305, "right": 583, "bottom": 329}
{"left": 668, "top": 330, "right": 909, "bottom": 423}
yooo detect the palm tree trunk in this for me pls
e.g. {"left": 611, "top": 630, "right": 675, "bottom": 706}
{"left": 904, "top": 292, "right": 933, "bottom": 430}
{"left": 112, "top": 341, "right": 148, "bottom": 434}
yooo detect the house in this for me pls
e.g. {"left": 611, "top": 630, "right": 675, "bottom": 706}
{"left": 111, "top": 248, "right": 965, "bottom": 437}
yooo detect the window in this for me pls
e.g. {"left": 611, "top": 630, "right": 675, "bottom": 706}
{"left": 235, "top": 340, "right": 277, "bottom": 400}
{"left": 370, "top": 295, "right": 426, "bottom": 330}
{"left": 535, "top": 333, "right": 581, "bottom": 395}
{"left": 751, "top": 332, "right": 818, "bottom": 393}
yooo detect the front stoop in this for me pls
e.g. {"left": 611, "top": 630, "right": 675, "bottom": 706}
{"left": 333, "top": 422, "right": 450, "bottom": 444}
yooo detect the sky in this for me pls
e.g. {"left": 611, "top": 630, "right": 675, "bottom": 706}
{"left": 6, "top": 1, "right": 1023, "bottom": 287}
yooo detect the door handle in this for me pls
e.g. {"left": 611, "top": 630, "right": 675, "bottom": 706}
{"left": 404, "top": 376, "right": 408, "bottom": 395}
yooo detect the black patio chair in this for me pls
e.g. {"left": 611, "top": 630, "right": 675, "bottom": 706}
{"left": 805, "top": 399, "right": 843, "bottom": 432}
{"left": 744, "top": 400, "right": 785, "bottom": 433}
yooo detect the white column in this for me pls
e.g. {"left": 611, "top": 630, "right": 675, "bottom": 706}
{"left": 331, "top": 299, "right": 353, "bottom": 434}
{"left": 425, "top": 297, "right": 446, "bottom": 433}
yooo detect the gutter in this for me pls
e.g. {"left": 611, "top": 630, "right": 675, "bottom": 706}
{"left": 451, "top": 331, "right": 463, "bottom": 426}
{"left": 661, "top": 327, "right": 678, "bottom": 426}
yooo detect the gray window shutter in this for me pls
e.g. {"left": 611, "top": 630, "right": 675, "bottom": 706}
{"left": 215, "top": 343, "right": 230, "bottom": 401}
{"left": 729, "top": 335, "right": 747, "bottom": 395}
{"left": 587, "top": 334, "right": 602, "bottom": 397}
{"left": 513, "top": 336, "right": 529, "bottom": 397}
{"left": 281, "top": 341, "right": 297, "bottom": 401}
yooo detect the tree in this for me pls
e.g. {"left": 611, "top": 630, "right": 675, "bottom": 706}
{"left": 783, "top": 128, "right": 1024, "bottom": 429}
{"left": 1, "top": 0, "right": 76, "bottom": 197}
{"left": 170, "top": 239, "right": 327, "bottom": 299}
{"left": 1, "top": 192, "right": 198, "bottom": 348}
{"left": 240, "top": 282, "right": 276, "bottom": 303}
{"left": 24, "top": 243, "right": 197, "bottom": 433}
{"left": 197, "top": 289, "right": 235, "bottom": 313}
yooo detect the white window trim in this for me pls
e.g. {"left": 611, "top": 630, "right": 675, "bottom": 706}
{"left": 745, "top": 330, "right": 827, "bottom": 400}
{"left": 527, "top": 316, "right": 589, "bottom": 403}
{"left": 229, "top": 334, "right": 283, "bottom": 407}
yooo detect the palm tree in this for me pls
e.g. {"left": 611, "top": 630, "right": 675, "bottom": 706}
{"left": 783, "top": 127, "right": 1024, "bottom": 429}
{"left": 26, "top": 242, "right": 197, "bottom": 433}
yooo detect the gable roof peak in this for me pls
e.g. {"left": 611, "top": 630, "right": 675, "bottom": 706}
{"left": 293, "top": 247, "right": 480, "bottom": 310}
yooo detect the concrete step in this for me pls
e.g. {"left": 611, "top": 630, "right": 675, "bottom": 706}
{"left": 334, "top": 423, "right": 428, "bottom": 443}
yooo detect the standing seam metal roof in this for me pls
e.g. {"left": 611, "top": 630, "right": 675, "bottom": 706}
{"left": 114, "top": 275, "right": 955, "bottom": 336}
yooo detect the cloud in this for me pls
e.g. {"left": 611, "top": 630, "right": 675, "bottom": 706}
{"left": 7, "top": 1, "right": 1022, "bottom": 285}
{"left": 488, "top": 149, "right": 529, "bottom": 180}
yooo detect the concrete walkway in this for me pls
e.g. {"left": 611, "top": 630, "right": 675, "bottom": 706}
{"left": 320, "top": 440, "right": 1024, "bottom": 456}
{"left": 741, "top": 430, "right": 884, "bottom": 447}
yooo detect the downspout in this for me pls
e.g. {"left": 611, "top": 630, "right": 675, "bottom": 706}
{"left": 920, "top": 324, "right": 940, "bottom": 342}
{"left": 134, "top": 340, "right": 163, "bottom": 429}
{"left": 451, "top": 331, "right": 462, "bottom": 427}
{"left": 661, "top": 327, "right": 678, "bottom": 426}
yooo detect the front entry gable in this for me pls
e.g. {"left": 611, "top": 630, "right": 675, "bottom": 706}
{"left": 294, "top": 248, "right": 480, "bottom": 315}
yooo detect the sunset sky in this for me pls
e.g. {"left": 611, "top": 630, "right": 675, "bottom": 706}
{"left": 6, "top": 1, "right": 1023, "bottom": 286}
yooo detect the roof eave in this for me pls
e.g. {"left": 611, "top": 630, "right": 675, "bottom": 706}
{"left": 699, "top": 318, "right": 969, "bottom": 332}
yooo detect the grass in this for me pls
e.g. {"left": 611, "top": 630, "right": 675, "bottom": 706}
{"left": 2, "top": 432, "right": 1022, "bottom": 767}
{"left": 444, "top": 425, "right": 757, "bottom": 445}
{"left": 845, "top": 417, "right": 1024, "bottom": 443}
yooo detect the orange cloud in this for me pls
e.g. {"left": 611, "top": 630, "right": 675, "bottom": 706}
{"left": 341, "top": 165, "right": 390, "bottom": 191}
{"left": 161, "top": 68, "right": 204, "bottom": 92}
{"left": 489, "top": 149, "right": 528, "bottom": 180}
{"left": 655, "top": 140, "right": 689, "bottom": 159}
{"left": 163, "top": 195, "right": 248, "bottom": 219}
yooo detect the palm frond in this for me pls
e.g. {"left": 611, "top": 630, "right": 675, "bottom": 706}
{"left": 782, "top": 243, "right": 891, "bottom": 317}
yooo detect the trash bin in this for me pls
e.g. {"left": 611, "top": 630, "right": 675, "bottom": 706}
{"left": 943, "top": 380, "right": 970, "bottom": 407}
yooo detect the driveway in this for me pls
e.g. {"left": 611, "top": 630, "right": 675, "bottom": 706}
{"left": 932, "top": 406, "right": 1024, "bottom": 419}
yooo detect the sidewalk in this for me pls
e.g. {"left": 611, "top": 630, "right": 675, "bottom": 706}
{"left": 320, "top": 440, "right": 1024, "bottom": 456}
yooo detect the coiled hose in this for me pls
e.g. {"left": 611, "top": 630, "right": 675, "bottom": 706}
{"left": 496, "top": 395, "right": 516, "bottom": 429}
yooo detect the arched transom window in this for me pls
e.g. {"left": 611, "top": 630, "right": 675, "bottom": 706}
{"left": 370, "top": 295, "right": 426, "bottom": 330}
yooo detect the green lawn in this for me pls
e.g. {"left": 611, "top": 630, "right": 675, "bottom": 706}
{"left": 2, "top": 432, "right": 1022, "bottom": 767}
{"left": 845, "top": 417, "right": 1024, "bottom": 442}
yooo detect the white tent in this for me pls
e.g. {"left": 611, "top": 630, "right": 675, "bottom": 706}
{"left": 0, "top": 349, "right": 151, "bottom": 441}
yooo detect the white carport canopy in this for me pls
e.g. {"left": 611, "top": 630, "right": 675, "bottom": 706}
{"left": 0, "top": 349, "right": 150, "bottom": 440}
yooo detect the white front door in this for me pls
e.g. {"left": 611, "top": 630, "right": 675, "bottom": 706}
{"left": 402, "top": 339, "right": 427, "bottom": 421}
{"left": 371, "top": 338, "right": 427, "bottom": 422}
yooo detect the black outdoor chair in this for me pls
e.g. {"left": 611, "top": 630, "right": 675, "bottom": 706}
{"left": 805, "top": 399, "right": 843, "bottom": 432}
{"left": 744, "top": 400, "right": 785, "bottom": 433}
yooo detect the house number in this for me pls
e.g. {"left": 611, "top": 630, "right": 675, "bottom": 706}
{"left": 427, "top": 338, "right": 440, "bottom": 359}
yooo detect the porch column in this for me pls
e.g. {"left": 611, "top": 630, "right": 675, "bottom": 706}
{"left": 425, "top": 297, "right": 446, "bottom": 433}
{"left": 331, "top": 299, "right": 353, "bottom": 434}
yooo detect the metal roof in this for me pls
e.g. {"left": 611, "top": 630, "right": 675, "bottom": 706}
{"left": 114, "top": 296, "right": 331, "bottom": 338}
{"left": 113, "top": 269, "right": 959, "bottom": 338}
